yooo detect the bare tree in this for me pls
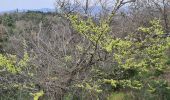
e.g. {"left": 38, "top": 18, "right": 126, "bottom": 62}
{"left": 152, "top": 0, "right": 170, "bottom": 32}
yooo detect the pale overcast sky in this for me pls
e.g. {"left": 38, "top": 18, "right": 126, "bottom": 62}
{"left": 0, "top": 0, "right": 56, "bottom": 12}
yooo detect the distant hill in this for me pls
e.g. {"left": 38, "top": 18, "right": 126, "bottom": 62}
{"left": 0, "top": 8, "right": 55, "bottom": 14}
{"left": 0, "top": 6, "right": 128, "bottom": 15}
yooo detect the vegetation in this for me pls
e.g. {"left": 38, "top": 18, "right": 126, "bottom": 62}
{"left": 1, "top": 0, "right": 170, "bottom": 100}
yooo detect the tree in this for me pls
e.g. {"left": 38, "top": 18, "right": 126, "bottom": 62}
{"left": 2, "top": 0, "right": 170, "bottom": 99}
{"left": 67, "top": 13, "right": 170, "bottom": 100}
{"left": 2, "top": 14, "right": 15, "bottom": 27}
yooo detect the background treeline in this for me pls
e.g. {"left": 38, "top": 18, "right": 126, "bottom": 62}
{"left": 1, "top": 0, "right": 170, "bottom": 100}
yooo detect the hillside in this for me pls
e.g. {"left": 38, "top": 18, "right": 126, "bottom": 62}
{"left": 1, "top": 0, "right": 170, "bottom": 100}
